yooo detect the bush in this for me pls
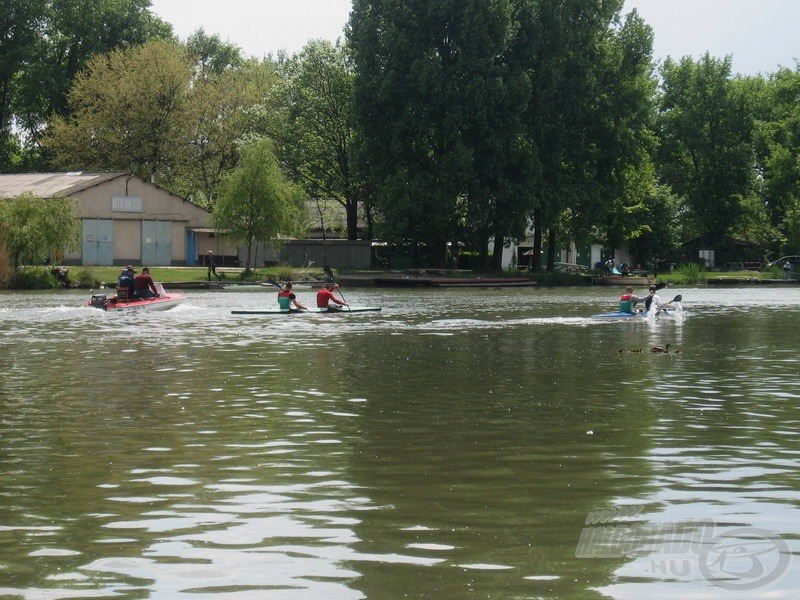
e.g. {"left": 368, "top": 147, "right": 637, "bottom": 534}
{"left": 73, "top": 268, "right": 102, "bottom": 288}
{"left": 9, "top": 267, "right": 60, "bottom": 289}
{"left": 660, "top": 263, "right": 706, "bottom": 285}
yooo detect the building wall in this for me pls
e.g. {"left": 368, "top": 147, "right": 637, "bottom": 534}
{"left": 62, "top": 175, "right": 213, "bottom": 266}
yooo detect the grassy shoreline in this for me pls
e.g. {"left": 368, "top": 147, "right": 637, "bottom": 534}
{"left": 1, "top": 264, "right": 795, "bottom": 290}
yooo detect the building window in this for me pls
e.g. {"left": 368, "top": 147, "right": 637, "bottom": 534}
{"left": 112, "top": 195, "right": 142, "bottom": 212}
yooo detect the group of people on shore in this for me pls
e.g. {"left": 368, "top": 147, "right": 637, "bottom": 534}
{"left": 277, "top": 281, "right": 348, "bottom": 311}
{"left": 619, "top": 284, "right": 663, "bottom": 314}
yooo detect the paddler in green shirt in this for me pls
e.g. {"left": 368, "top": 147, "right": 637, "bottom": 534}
{"left": 277, "top": 282, "right": 307, "bottom": 311}
{"left": 619, "top": 286, "right": 644, "bottom": 314}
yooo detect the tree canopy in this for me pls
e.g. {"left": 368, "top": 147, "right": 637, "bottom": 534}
{"left": 4, "top": 0, "right": 800, "bottom": 270}
{"left": 0, "top": 0, "right": 172, "bottom": 171}
{"left": 0, "top": 193, "right": 81, "bottom": 268}
{"left": 213, "top": 138, "right": 308, "bottom": 270}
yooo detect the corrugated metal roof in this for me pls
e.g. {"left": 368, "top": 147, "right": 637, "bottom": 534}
{"left": 0, "top": 172, "right": 126, "bottom": 199}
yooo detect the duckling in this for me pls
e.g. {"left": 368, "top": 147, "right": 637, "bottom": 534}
{"left": 650, "top": 343, "right": 671, "bottom": 353}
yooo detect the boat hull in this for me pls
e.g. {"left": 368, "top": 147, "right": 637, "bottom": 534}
{"left": 88, "top": 292, "right": 185, "bottom": 312}
{"left": 592, "top": 309, "right": 684, "bottom": 319}
{"left": 231, "top": 306, "right": 381, "bottom": 315}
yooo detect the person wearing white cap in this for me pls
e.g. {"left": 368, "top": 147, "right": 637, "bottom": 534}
{"left": 206, "top": 250, "right": 221, "bottom": 281}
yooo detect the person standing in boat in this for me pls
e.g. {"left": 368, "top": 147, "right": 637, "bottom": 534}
{"left": 316, "top": 282, "right": 348, "bottom": 309}
{"left": 134, "top": 267, "right": 159, "bottom": 298}
{"left": 277, "top": 282, "right": 307, "bottom": 311}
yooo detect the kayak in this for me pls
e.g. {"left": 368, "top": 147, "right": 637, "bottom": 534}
{"left": 87, "top": 291, "right": 185, "bottom": 312}
{"left": 592, "top": 309, "right": 685, "bottom": 319}
{"left": 231, "top": 306, "right": 381, "bottom": 315}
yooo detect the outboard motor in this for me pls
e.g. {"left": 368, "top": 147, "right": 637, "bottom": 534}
{"left": 90, "top": 294, "right": 109, "bottom": 309}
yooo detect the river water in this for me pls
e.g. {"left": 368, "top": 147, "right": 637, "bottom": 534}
{"left": 1, "top": 285, "right": 799, "bottom": 599}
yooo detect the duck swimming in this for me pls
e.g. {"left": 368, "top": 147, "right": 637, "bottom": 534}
{"left": 650, "top": 344, "right": 671, "bottom": 353}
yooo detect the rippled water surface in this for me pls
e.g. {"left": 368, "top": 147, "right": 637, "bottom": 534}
{"left": 1, "top": 285, "right": 799, "bottom": 599}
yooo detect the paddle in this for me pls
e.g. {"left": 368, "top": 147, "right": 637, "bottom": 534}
{"left": 323, "top": 265, "right": 350, "bottom": 310}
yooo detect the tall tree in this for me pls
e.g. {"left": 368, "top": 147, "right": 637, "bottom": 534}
{"left": 350, "top": 0, "right": 468, "bottom": 266}
{"left": 457, "top": 1, "right": 535, "bottom": 270}
{"left": 275, "top": 40, "right": 361, "bottom": 240}
{"left": 517, "top": 0, "right": 655, "bottom": 271}
{"left": 170, "top": 41, "right": 278, "bottom": 208}
{"left": 751, "top": 66, "right": 800, "bottom": 254}
{"left": 11, "top": 0, "right": 172, "bottom": 167}
{"left": 656, "top": 54, "right": 755, "bottom": 243}
{"left": 0, "top": 0, "right": 47, "bottom": 170}
{"left": 42, "top": 39, "right": 192, "bottom": 181}
{"left": 350, "top": 0, "right": 535, "bottom": 267}
{"left": 213, "top": 138, "right": 308, "bottom": 270}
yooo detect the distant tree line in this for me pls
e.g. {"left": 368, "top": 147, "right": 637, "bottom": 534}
{"left": 2, "top": 0, "right": 799, "bottom": 270}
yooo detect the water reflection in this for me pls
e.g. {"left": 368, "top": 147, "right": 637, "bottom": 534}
{"left": 1, "top": 286, "right": 799, "bottom": 598}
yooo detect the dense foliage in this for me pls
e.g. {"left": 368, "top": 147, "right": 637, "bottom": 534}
{"left": 212, "top": 139, "right": 308, "bottom": 270}
{"left": 2, "top": 0, "right": 800, "bottom": 270}
{"left": 0, "top": 193, "right": 80, "bottom": 267}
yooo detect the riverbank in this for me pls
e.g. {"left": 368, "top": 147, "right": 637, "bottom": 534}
{"left": 3, "top": 264, "right": 799, "bottom": 290}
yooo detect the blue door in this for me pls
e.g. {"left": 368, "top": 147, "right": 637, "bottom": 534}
{"left": 82, "top": 219, "right": 114, "bottom": 265}
{"left": 142, "top": 220, "right": 172, "bottom": 265}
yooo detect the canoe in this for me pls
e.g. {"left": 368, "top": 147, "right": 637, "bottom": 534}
{"left": 592, "top": 309, "right": 684, "bottom": 320}
{"left": 87, "top": 291, "right": 185, "bottom": 312}
{"left": 231, "top": 306, "right": 381, "bottom": 315}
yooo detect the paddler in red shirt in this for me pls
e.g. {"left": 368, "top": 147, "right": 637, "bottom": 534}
{"left": 316, "top": 282, "right": 348, "bottom": 309}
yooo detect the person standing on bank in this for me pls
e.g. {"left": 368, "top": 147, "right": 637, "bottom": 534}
{"left": 206, "top": 250, "right": 221, "bottom": 281}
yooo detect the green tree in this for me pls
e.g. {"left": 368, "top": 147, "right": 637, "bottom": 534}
{"left": 186, "top": 27, "right": 244, "bottom": 77}
{"left": 626, "top": 182, "right": 682, "bottom": 266}
{"left": 350, "top": 0, "right": 468, "bottom": 266}
{"left": 170, "top": 54, "right": 278, "bottom": 208}
{"left": 751, "top": 66, "right": 800, "bottom": 254}
{"left": 10, "top": 0, "right": 172, "bottom": 167}
{"left": 656, "top": 54, "right": 755, "bottom": 244}
{"left": 0, "top": 192, "right": 80, "bottom": 267}
{"left": 213, "top": 139, "right": 308, "bottom": 270}
{"left": 275, "top": 40, "right": 361, "bottom": 239}
{"left": 350, "top": 0, "right": 534, "bottom": 267}
{"left": 43, "top": 39, "right": 192, "bottom": 181}
{"left": 0, "top": 0, "right": 47, "bottom": 170}
{"left": 518, "top": 0, "right": 655, "bottom": 271}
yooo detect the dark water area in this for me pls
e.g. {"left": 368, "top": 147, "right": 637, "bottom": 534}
{"left": 1, "top": 285, "right": 799, "bottom": 599}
